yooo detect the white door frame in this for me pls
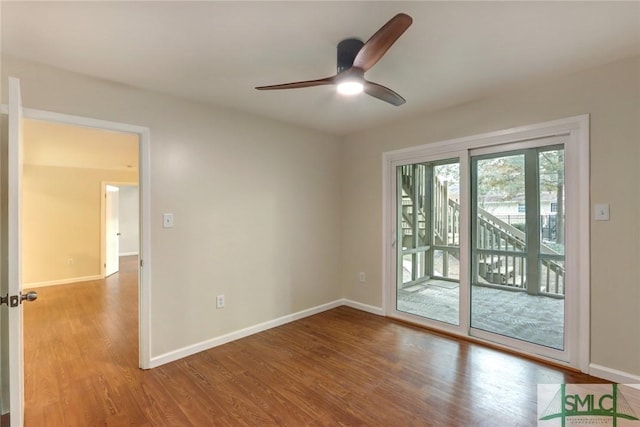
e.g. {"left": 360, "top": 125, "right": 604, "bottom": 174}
{"left": 382, "top": 115, "right": 590, "bottom": 372}
{"left": 18, "top": 107, "right": 152, "bottom": 370}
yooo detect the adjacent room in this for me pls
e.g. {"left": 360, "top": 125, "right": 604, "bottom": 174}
{"left": 1, "top": 1, "right": 639, "bottom": 425}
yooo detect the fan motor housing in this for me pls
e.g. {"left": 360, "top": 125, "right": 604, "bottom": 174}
{"left": 337, "top": 38, "right": 364, "bottom": 73}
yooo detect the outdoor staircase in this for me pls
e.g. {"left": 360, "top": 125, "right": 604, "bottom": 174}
{"left": 400, "top": 165, "right": 565, "bottom": 296}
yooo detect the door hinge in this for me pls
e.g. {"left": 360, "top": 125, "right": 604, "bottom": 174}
{"left": 140, "top": 259, "right": 144, "bottom": 268}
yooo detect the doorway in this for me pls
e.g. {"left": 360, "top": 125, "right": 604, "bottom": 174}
{"left": 13, "top": 108, "right": 152, "bottom": 374}
{"left": 21, "top": 119, "right": 139, "bottom": 287}
{"left": 19, "top": 116, "right": 146, "bottom": 420}
{"left": 102, "top": 183, "right": 139, "bottom": 278}
{"left": 104, "top": 184, "right": 121, "bottom": 277}
{"left": 22, "top": 119, "right": 140, "bottom": 384}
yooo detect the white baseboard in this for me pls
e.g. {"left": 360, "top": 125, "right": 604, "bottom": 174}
{"left": 24, "top": 275, "right": 103, "bottom": 289}
{"left": 340, "top": 299, "right": 384, "bottom": 316}
{"left": 145, "top": 299, "right": 640, "bottom": 386}
{"left": 589, "top": 363, "right": 640, "bottom": 384}
{"left": 119, "top": 252, "right": 139, "bottom": 257}
{"left": 149, "top": 299, "right": 345, "bottom": 368}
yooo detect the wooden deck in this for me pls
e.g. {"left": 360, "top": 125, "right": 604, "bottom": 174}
{"left": 397, "top": 279, "right": 564, "bottom": 349}
{"left": 23, "top": 256, "right": 605, "bottom": 426}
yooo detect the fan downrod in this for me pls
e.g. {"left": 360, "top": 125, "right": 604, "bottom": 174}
{"left": 337, "top": 38, "right": 364, "bottom": 73}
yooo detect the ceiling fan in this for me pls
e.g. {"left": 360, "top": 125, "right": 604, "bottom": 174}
{"left": 255, "top": 13, "right": 413, "bottom": 106}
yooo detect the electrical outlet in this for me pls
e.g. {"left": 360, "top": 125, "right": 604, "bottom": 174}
{"left": 216, "top": 294, "right": 225, "bottom": 309}
{"left": 359, "top": 272, "right": 366, "bottom": 283}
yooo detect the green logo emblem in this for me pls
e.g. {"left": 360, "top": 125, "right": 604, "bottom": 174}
{"left": 539, "top": 384, "right": 639, "bottom": 426}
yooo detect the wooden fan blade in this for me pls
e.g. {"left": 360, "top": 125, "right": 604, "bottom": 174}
{"left": 353, "top": 13, "right": 413, "bottom": 72}
{"left": 363, "top": 81, "right": 406, "bottom": 106}
{"left": 255, "top": 76, "right": 336, "bottom": 90}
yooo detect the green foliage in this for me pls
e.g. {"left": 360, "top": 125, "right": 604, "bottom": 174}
{"left": 434, "top": 162, "right": 459, "bottom": 183}
{"left": 477, "top": 155, "right": 525, "bottom": 203}
{"left": 429, "top": 149, "right": 565, "bottom": 212}
{"left": 512, "top": 223, "right": 526, "bottom": 232}
{"left": 539, "top": 149, "right": 565, "bottom": 191}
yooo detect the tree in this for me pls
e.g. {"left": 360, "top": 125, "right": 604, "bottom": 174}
{"left": 431, "top": 149, "right": 565, "bottom": 245}
{"left": 476, "top": 155, "right": 525, "bottom": 209}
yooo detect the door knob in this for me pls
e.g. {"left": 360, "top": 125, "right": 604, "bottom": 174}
{"left": 20, "top": 291, "right": 38, "bottom": 303}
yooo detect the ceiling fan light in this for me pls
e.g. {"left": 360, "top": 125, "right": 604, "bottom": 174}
{"left": 337, "top": 80, "right": 364, "bottom": 96}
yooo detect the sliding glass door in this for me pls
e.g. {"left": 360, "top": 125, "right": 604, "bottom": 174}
{"left": 385, "top": 117, "right": 588, "bottom": 368}
{"left": 470, "top": 146, "right": 565, "bottom": 350}
{"left": 395, "top": 159, "right": 461, "bottom": 326}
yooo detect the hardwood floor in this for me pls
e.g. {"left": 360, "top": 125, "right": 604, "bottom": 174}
{"left": 24, "top": 256, "right": 606, "bottom": 426}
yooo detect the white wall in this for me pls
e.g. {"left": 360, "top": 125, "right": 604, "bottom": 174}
{"left": 341, "top": 56, "right": 640, "bottom": 378}
{"left": 118, "top": 185, "right": 139, "bottom": 256}
{"left": 1, "top": 55, "right": 343, "bottom": 358}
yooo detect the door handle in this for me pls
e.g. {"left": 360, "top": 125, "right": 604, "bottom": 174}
{"left": 1, "top": 291, "right": 37, "bottom": 307}
{"left": 116, "top": 233, "right": 121, "bottom": 236}
{"left": 21, "top": 291, "right": 38, "bottom": 303}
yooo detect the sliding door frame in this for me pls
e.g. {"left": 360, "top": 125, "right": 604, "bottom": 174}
{"left": 392, "top": 153, "right": 469, "bottom": 333}
{"left": 469, "top": 138, "right": 568, "bottom": 361}
{"left": 382, "top": 115, "right": 590, "bottom": 372}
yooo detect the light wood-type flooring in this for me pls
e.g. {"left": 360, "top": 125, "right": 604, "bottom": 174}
{"left": 24, "top": 255, "right": 606, "bottom": 426}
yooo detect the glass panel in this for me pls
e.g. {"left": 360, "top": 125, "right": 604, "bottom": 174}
{"left": 471, "top": 148, "right": 565, "bottom": 350}
{"left": 472, "top": 153, "right": 526, "bottom": 288}
{"left": 433, "top": 249, "right": 461, "bottom": 280}
{"left": 402, "top": 253, "right": 413, "bottom": 285}
{"left": 475, "top": 153, "right": 526, "bottom": 250}
{"left": 539, "top": 148, "right": 565, "bottom": 255}
{"left": 537, "top": 148, "right": 565, "bottom": 347}
{"left": 540, "top": 259, "right": 565, "bottom": 295}
{"left": 396, "top": 160, "right": 459, "bottom": 325}
{"left": 475, "top": 252, "right": 526, "bottom": 290}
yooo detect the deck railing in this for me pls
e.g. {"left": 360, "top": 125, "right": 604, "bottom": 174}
{"left": 471, "top": 203, "right": 564, "bottom": 296}
{"left": 401, "top": 167, "right": 565, "bottom": 297}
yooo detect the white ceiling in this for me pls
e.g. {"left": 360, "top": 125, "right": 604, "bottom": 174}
{"left": 3, "top": 1, "right": 640, "bottom": 136}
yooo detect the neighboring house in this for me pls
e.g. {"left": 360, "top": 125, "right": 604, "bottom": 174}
{"left": 481, "top": 192, "right": 561, "bottom": 218}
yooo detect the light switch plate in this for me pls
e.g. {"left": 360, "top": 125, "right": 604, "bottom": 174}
{"left": 163, "top": 213, "right": 174, "bottom": 228}
{"left": 594, "top": 204, "right": 610, "bottom": 221}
